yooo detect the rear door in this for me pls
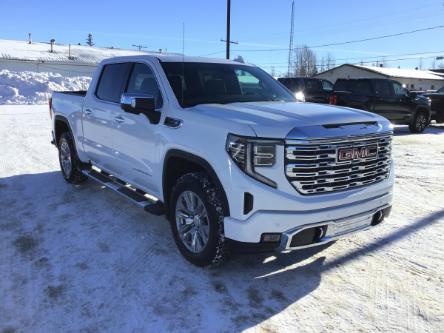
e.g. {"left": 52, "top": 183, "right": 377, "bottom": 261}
{"left": 110, "top": 62, "right": 164, "bottom": 195}
{"left": 82, "top": 62, "right": 132, "bottom": 172}
{"left": 348, "top": 79, "right": 374, "bottom": 110}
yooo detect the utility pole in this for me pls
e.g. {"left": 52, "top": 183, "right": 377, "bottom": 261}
{"left": 226, "top": 0, "right": 231, "bottom": 59}
{"left": 132, "top": 44, "right": 147, "bottom": 52}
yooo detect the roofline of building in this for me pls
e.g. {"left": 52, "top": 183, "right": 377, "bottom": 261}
{"left": 316, "top": 63, "right": 444, "bottom": 81}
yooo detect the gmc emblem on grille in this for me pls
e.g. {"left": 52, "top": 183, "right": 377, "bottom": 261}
{"left": 337, "top": 145, "right": 378, "bottom": 162}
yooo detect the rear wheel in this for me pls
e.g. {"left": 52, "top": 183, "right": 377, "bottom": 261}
{"left": 58, "top": 132, "right": 88, "bottom": 184}
{"left": 169, "top": 172, "right": 227, "bottom": 267}
{"left": 409, "top": 111, "right": 428, "bottom": 133}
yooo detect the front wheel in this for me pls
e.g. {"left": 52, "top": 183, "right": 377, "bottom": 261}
{"left": 169, "top": 172, "right": 227, "bottom": 267}
{"left": 409, "top": 111, "right": 428, "bottom": 133}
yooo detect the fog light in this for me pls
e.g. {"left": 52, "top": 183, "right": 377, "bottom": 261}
{"left": 261, "top": 233, "right": 281, "bottom": 243}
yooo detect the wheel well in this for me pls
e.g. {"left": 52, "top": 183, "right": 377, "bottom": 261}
{"left": 163, "top": 151, "right": 230, "bottom": 218}
{"left": 54, "top": 117, "right": 70, "bottom": 144}
{"left": 416, "top": 107, "right": 430, "bottom": 119}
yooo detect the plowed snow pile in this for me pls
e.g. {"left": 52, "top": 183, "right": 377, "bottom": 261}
{"left": 0, "top": 70, "right": 90, "bottom": 104}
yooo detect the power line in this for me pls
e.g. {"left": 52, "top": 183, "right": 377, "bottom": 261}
{"left": 260, "top": 55, "right": 442, "bottom": 69}
{"left": 202, "top": 24, "right": 444, "bottom": 56}
{"left": 255, "top": 50, "right": 444, "bottom": 66}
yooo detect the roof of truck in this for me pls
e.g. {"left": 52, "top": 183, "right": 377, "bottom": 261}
{"left": 101, "top": 54, "right": 254, "bottom": 66}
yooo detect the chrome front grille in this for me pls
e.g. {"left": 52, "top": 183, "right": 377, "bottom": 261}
{"left": 285, "top": 134, "right": 392, "bottom": 195}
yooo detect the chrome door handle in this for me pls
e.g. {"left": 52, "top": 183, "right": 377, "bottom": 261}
{"left": 114, "top": 115, "right": 125, "bottom": 123}
{"left": 84, "top": 108, "right": 93, "bottom": 115}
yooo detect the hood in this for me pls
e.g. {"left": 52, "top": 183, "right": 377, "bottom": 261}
{"left": 192, "top": 101, "right": 391, "bottom": 138}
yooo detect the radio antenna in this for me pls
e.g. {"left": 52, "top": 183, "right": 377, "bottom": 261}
{"left": 181, "top": 22, "right": 185, "bottom": 105}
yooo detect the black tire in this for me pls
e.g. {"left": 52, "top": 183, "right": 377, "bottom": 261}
{"left": 169, "top": 172, "right": 227, "bottom": 267}
{"left": 409, "top": 111, "right": 429, "bottom": 133}
{"left": 58, "top": 131, "right": 88, "bottom": 184}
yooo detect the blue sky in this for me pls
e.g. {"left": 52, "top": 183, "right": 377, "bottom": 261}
{"left": 0, "top": 0, "right": 443, "bottom": 74}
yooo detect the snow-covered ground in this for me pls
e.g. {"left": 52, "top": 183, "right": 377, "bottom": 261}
{"left": 0, "top": 105, "right": 443, "bottom": 333}
{"left": 0, "top": 70, "right": 90, "bottom": 104}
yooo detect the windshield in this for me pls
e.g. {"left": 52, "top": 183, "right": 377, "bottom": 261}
{"left": 160, "top": 62, "right": 295, "bottom": 107}
{"left": 439, "top": 86, "right": 444, "bottom": 93}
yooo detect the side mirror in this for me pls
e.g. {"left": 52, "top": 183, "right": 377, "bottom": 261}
{"left": 120, "top": 93, "right": 160, "bottom": 124}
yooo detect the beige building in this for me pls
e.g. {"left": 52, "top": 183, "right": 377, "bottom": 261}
{"left": 316, "top": 64, "right": 444, "bottom": 91}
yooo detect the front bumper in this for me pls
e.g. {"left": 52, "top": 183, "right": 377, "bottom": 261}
{"left": 277, "top": 204, "right": 391, "bottom": 251}
{"left": 224, "top": 189, "right": 393, "bottom": 244}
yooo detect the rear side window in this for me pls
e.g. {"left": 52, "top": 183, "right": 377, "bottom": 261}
{"left": 278, "top": 78, "right": 303, "bottom": 92}
{"left": 334, "top": 80, "right": 350, "bottom": 91}
{"left": 96, "top": 63, "right": 131, "bottom": 103}
{"left": 351, "top": 80, "right": 373, "bottom": 95}
{"left": 126, "top": 63, "right": 163, "bottom": 108}
{"left": 302, "top": 79, "right": 322, "bottom": 92}
{"left": 374, "top": 80, "right": 393, "bottom": 98}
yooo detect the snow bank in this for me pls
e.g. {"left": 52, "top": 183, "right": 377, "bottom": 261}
{"left": 0, "top": 70, "right": 91, "bottom": 104}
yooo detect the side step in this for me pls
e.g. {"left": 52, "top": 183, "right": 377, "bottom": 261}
{"left": 83, "top": 168, "right": 165, "bottom": 216}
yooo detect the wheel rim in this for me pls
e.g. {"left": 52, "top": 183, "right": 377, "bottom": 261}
{"left": 416, "top": 114, "right": 427, "bottom": 131}
{"left": 175, "top": 191, "right": 210, "bottom": 253}
{"left": 60, "top": 139, "right": 72, "bottom": 177}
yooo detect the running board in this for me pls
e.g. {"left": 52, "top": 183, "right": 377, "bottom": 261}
{"left": 83, "top": 169, "right": 165, "bottom": 216}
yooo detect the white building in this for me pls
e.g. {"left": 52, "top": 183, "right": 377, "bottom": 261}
{"left": 316, "top": 64, "right": 444, "bottom": 91}
{"left": 0, "top": 39, "right": 172, "bottom": 78}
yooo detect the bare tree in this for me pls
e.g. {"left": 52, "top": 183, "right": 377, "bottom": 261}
{"left": 293, "top": 45, "right": 317, "bottom": 77}
{"left": 270, "top": 66, "right": 276, "bottom": 77}
{"left": 325, "top": 53, "right": 336, "bottom": 70}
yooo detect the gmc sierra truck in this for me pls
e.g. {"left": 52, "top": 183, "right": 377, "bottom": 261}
{"left": 50, "top": 55, "right": 394, "bottom": 267}
{"left": 330, "top": 78, "right": 431, "bottom": 133}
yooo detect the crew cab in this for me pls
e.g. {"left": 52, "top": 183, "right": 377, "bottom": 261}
{"left": 50, "top": 55, "right": 394, "bottom": 267}
{"left": 278, "top": 77, "right": 333, "bottom": 104}
{"left": 330, "top": 78, "right": 432, "bottom": 133}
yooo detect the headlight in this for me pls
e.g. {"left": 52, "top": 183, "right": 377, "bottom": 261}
{"left": 226, "top": 134, "right": 280, "bottom": 188}
{"left": 295, "top": 91, "right": 305, "bottom": 102}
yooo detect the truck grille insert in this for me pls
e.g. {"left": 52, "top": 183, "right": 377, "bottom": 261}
{"left": 285, "top": 134, "right": 392, "bottom": 195}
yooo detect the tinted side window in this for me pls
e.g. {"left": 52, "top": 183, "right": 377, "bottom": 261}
{"left": 321, "top": 80, "right": 333, "bottom": 91}
{"left": 127, "top": 63, "right": 163, "bottom": 108}
{"left": 303, "top": 79, "right": 322, "bottom": 91}
{"left": 392, "top": 81, "right": 405, "bottom": 97}
{"left": 373, "top": 80, "right": 393, "bottom": 98}
{"left": 96, "top": 63, "right": 131, "bottom": 103}
{"left": 352, "top": 80, "right": 373, "bottom": 95}
{"left": 334, "top": 80, "right": 350, "bottom": 91}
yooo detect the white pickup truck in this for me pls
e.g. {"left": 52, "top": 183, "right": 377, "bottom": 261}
{"left": 50, "top": 55, "right": 394, "bottom": 266}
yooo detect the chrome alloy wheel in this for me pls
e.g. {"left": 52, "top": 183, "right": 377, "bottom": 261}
{"left": 60, "top": 138, "right": 72, "bottom": 177}
{"left": 416, "top": 113, "right": 427, "bottom": 132}
{"left": 175, "top": 190, "right": 210, "bottom": 253}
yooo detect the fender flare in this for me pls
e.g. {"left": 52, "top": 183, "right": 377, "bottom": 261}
{"left": 163, "top": 149, "right": 230, "bottom": 216}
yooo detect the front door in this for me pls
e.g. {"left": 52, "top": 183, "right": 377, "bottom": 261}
{"left": 371, "top": 79, "right": 400, "bottom": 121}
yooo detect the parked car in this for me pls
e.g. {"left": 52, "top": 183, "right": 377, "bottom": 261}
{"left": 278, "top": 77, "right": 333, "bottom": 103}
{"left": 330, "top": 78, "right": 432, "bottom": 133}
{"left": 50, "top": 55, "right": 394, "bottom": 267}
{"left": 423, "top": 86, "right": 444, "bottom": 123}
